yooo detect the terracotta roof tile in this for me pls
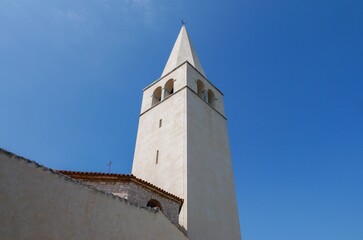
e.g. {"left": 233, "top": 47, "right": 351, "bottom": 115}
{"left": 57, "top": 170, "right": 184, "bottom": 205}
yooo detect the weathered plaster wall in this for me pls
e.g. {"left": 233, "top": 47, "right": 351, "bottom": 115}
{"left": 0, "top": 150, "right": 188, "bottom": 240}
{"left": 84, "top": 181, "right": 129, "bottom": 199}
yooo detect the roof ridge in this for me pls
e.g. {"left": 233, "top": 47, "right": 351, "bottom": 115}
{"left": 57, "top": 170, "right": 184, "bottom": 203}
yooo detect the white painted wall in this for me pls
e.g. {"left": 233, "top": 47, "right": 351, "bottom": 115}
{"left": 132, "top": 89, "right": 187, "bottom": 194}
{"left": 132, "top": 62, "right": 241, "bottom": 239}
{"left": 140, "top": 65, "right": 187, "bottom": 114}
{"left": 186, "top": 88, "right": 241, "bottom": 240}
{"left": 185, "top": 64, "right": 225, "bottom": 116}
{"left": 0, "top": 151, "right": 188, "bottom": 240}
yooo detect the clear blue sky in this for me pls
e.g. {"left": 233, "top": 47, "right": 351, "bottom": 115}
{"left": 1, "top": 0, "right": 362, "bottom": 239}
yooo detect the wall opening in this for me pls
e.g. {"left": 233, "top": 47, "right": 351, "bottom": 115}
{"left": 159, "top": 119, "right": 162, "bottom": 128}
{"left": 155, "top": 150, "right": 159, "bottom": 164}
{"left": 147, "top": 199, "right": 163, "bottom": 211}
{"left": 152, "top": 87, "right": 162, "bottom": 106}
{"left": 197, "top": 80, "right": 206, "bottom": 101}
{"left": 164, "top": 79, "right": 174, "bottom": 98}
{"left": 208, "top": 89, "right": 217, "bottom": 108}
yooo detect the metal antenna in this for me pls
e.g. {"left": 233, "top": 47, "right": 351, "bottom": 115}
{"left": 107, "top": 161, "right": 112, "bottom": 173}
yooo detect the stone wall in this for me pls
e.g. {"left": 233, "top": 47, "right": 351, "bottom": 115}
{"left": 83, "top": 180, "right": 181, "bottom": 225}
{"left": 0, "top": 149, "right": 188, "bottom": 240}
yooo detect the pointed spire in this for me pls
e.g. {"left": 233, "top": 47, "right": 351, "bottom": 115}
{"left": 161, "top": 26, "right": 206, "bottom": 77}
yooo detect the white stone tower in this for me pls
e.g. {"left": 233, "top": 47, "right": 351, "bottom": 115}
{"left": 132, "top": 26, "right": 241, "bottom": 240}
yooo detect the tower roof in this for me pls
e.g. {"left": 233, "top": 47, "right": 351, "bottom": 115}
{"left": 161, "top": 26, "right": 206, "bottom": 78}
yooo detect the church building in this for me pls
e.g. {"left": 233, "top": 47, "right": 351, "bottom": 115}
{"left": 0, "top": 26, "right": 242, "bottom": 240}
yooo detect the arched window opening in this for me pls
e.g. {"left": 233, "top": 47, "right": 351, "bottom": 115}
{"left": 147, "top": 199, "right": 163, "bottom": 211}
{"left": 208, "top": 89, "right": 217, "bottom": 108}
{"left": 152, "top": 87, "right": 162, "bottom": 106}
{"left": 197, "top": 80, "right": 206, "bottom": 101}
{"left": 164, "top": 79, "right": 174, "bottom": 98}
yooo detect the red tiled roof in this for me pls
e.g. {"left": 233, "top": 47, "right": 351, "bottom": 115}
{"left": 57, "top": 170, "right": 183, "bottom": 205}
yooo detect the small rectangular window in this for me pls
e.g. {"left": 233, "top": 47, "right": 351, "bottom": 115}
{"left": 156, "top": 150, "right": 159, "bottom": 164}
{"left": 159, "top": 119, "right": 162, "bottom": 128}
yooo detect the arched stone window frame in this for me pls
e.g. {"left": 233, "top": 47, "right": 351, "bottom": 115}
{"left": 196, "top": 79, "right": 206, "bottom": 101}
{"left": 207, "top": 89, "right": 217, "bottom": 108}
{"left": 147, "top": 199, "right": 163, "bottom": 212}
{"left": 164, "top": 79, "right": 174, "bottom": 99}
{"left": 152, "top": 87, "right": 162, "bottom": 106}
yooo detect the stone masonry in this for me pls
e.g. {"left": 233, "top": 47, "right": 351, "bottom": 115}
{"left": 57, "top": 171, "right": 183, "bottom": 226}
{"left": 84, "top": 181, "right": 181, "bottom": 225}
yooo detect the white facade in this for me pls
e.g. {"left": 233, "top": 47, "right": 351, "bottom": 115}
{"left": 132, "top": 26, "right": 241, "bottom": 240}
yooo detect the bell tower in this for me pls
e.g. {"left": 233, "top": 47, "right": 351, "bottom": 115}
{"left": 132, "top": 26, "right": 241, "bottom": 240}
